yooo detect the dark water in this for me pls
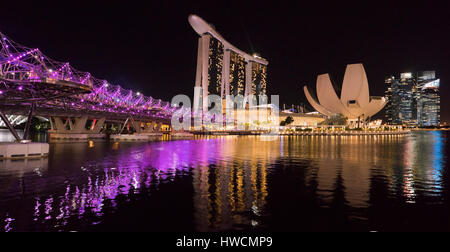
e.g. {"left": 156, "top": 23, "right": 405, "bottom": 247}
{"left": 0, "top": 131, "right": 449, "bottom": 232}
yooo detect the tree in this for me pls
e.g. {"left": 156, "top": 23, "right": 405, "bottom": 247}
{"left": 280, "top": 116, "right": 294, "bottom": 126}
{"left": 320, "top": 114, "right": 347, "bottom": 125}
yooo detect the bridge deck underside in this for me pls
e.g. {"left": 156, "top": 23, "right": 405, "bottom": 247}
{"left": 0, "top": 79, "right": 91, "bottom": 102}
{"left": 0, "top": 104, "right": 171, "bottom": 124}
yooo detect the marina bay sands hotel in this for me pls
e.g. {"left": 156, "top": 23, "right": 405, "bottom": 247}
{"left": 188, "top": 15, "right": 269, "bottom": 111}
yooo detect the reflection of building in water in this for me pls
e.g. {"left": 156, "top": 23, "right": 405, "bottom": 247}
{"left": 13, "top": 138, "right": 278, "bottom": 231}
{"left": 193, "top": 137, "right": 279, "bottom": 231}
{"left": 282, "top": 136, "right": 373, "bottom": 208}
{"left": 372, "top": 132, "right": 444, "bottom": 204}
{"left": 3, "top": 133, "right": 445, "bottom": 231}
{"left": 281, "top": 135, "right": 419, "bottom": 208}
{"left": 403, "top": 131, "right": 444, "bottom": 197}
{"left": 17, "top": 141, "right": 199, "bottom": 231}
{"left": 366, "top": 132, "right": 445, "bottom": 203}
{"left": 279, "top": 133, "right": 444, "bottom": 210}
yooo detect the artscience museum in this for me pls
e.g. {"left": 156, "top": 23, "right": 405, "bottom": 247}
{"left": 303, "top": 63, "right": 387, "bottom": 124}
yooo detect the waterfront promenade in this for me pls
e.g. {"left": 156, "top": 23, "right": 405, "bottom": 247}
{"left": 192, "top": 129, "right": 411, "bottom": 136}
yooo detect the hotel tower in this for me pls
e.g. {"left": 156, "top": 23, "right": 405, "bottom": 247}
{"left": 188, "top": 15, "right": 269, "bottom": 112}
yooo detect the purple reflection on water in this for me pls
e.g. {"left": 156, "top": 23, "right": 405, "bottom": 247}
{"left": 27, "top": 139, "right": 220, "bottom": 230}
{"left": 4, "top": 214, "right": 14, "bottom": 232}
{"left": 3, "top": 132, "right": 446, "bottom": 232}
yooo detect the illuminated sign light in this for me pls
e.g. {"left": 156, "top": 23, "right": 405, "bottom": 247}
{"left": 401, "top": 73, "right": 412, "bottom": 79}
{"left": 422, "top": 79, "right": 440, "bottom": 90}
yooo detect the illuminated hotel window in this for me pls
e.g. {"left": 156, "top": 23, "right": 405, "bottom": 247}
{"left": 208, "top": 37, "right": 223, "bottom": 96}
{"left": 251, "top": 62, "right": 267, "bottom": 96}
{"left": 229, "top": 51, "right": 246, "bottom": 96}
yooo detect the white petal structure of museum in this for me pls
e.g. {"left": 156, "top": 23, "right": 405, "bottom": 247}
{"left": 303, "top": 63, "right": 387, "bottom": 120}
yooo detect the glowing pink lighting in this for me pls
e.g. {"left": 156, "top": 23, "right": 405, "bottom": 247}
{"left": 0, "top": 30, "right": 178, "bottom": 119}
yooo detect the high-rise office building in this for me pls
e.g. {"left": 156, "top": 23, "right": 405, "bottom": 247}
{"left": 189, "top": 15, "right": 269, "bottom": 111}
{"left": 384, "top": 75, "right": 397, "bottom": 124}
{"left": 384, "top": 73, "right": 416, "bottom": 125}
{"left": 385, "top": 71, "right": 440, "bottom": 127}
{"left": 417, "top": 71, "right": 440, "bottom": 127}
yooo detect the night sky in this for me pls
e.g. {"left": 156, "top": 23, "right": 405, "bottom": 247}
{"left": 1, "top": 1, "right": 449, "bottom": 121}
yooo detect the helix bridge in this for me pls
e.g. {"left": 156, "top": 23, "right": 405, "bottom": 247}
{"left": 0, "top": 31, "right": 193, "bottom": 124}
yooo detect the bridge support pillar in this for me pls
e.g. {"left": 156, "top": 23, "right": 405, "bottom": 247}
{"left": 141, "top": 122, "right": 152, "bottom": 133}
{"left": 170, "top": 124, "right": 194, "bottom": 138}
{"left": 23, "top": 103, "right": 36, "bottom": 140}
{"left": 131, "top": 120, "right": 142, "bottom": 134}
{"left": 51, "top": 117, "right": 71, "bottom": 132}
{"left": 150, "top": 122, "right": 158, "bottom": 132}
{"left": 142, "top": 121, "right": 157, "bottom": 133}
{"left": 92, "top": 118, "right": 106, "bottom": 134}
{"left": 71, "top": 117, "right": 88, "bottom": 133}
{"left": 137, "top": 121, "right": 164, "bottom": 137}
{"left": 49, "top": 116, "right": 106, "bottom": 140}
{"left": 155, "top": 122, "right": 163, "bottom": 132}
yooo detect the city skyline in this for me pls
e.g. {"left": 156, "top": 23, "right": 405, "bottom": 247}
{"left": 385, "top": 71, "right": 440, "bottom": 127}
{"left": 1, "top": 0, "right": 450, "bottom": 236}
{"left": 0, "top": 2, "right": 448, "bottom": 123}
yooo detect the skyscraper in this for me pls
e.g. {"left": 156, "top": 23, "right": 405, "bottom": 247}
{"left": 417, "top": 71, "right": 440, "bottom": 127}
{"left": 384, "top": 71, "right": 440, "bottom": 127}
{"left": 384, "top": 73, "right": 416, "bottom": 125}
{"left": 399, "top": 73, "right": 417, "bottom": 126}
{"left": 384, "top": 75, "right": 397, "bottom": 124}
{"left": 189, "top": 15, "right": 269, "bottom": 112}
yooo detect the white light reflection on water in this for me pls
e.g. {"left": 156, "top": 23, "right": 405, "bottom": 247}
{"left": 0, "top": 132, "right": 448, "bottom": 231}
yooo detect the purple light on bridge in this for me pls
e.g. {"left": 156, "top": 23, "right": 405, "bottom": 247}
{"left": 0, "top": 30, "right": 184, "bottom": 120}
